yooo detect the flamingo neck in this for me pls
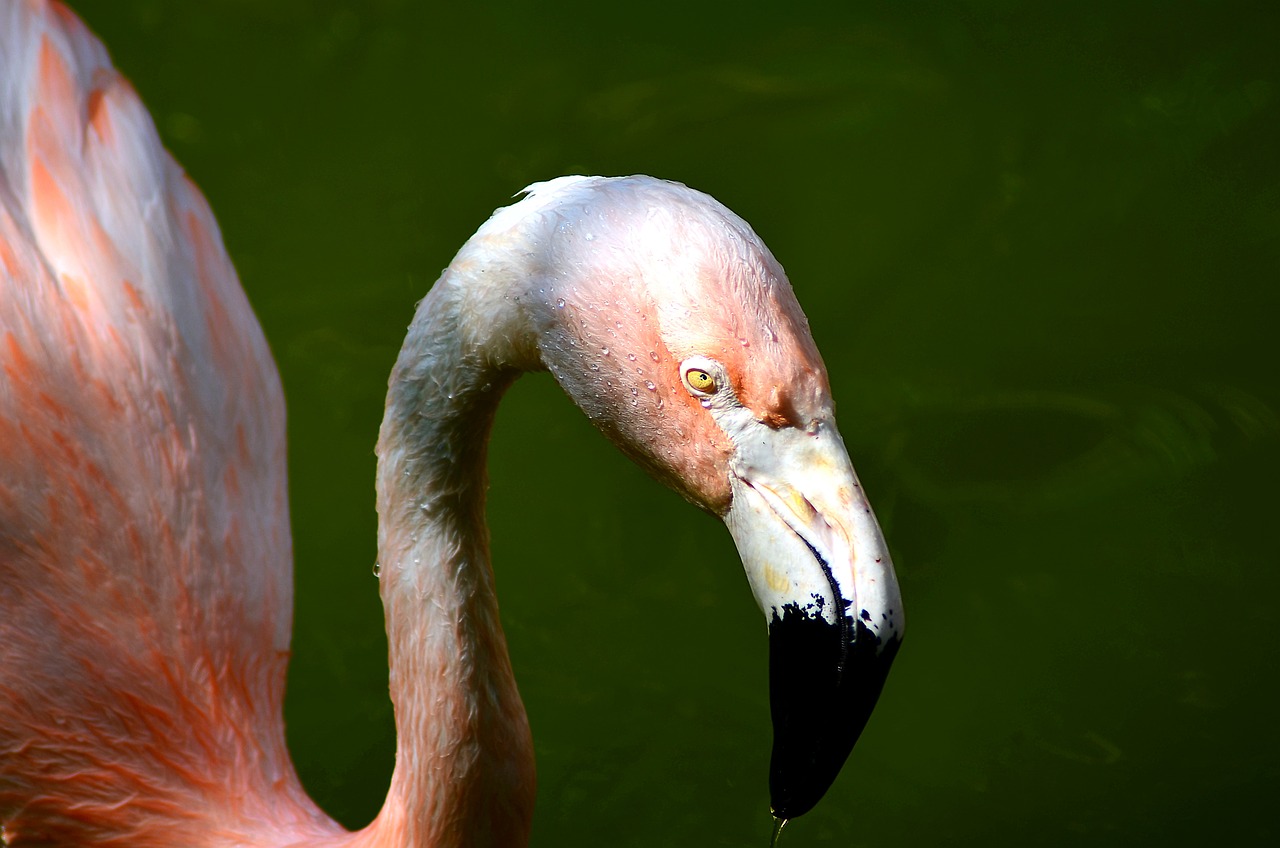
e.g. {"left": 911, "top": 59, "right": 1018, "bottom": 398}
{"left": 365, "top": 264, "right": 540, "bottom": 847}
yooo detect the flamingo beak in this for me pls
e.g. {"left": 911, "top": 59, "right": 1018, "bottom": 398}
{"left": 723, "top": 420, "right": 903, "bottom": 819}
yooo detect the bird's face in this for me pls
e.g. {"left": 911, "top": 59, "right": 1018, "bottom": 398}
{"left": 529, "top": 177, "right": 903, "bottom": 819}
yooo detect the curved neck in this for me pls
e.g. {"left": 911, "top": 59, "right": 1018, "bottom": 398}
{"left": 363, "top": 265, "right": 540, "bottom": 847}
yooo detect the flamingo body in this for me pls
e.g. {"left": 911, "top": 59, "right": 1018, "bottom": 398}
{"left": 0, "top": 2, "right": 338, "bottom": 844}
{"left": 1, "top": 3, "right": 902, "bottom": 845}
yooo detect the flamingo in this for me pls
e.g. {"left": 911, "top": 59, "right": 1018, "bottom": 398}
{"left": 0, "top": 2, "right": 903, "bottom": 846}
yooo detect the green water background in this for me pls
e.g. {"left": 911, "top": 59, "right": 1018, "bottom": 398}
{"left": 70, "top": 1, "right": 1280, "bottom": 844}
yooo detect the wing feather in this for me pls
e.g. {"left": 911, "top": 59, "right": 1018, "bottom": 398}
{"left": 0, "top": 2, "right": 337, "bottom": 843}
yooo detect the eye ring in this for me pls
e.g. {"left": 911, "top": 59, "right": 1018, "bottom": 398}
{"left": 679, "top": 356, "right": 725, "bottom": 398}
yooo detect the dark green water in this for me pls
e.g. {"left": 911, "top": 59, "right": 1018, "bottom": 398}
{"left": 71, "top": 1, "right": 1280, "bottom": 844}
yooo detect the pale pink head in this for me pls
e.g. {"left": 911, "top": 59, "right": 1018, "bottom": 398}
{"left": 478, "top": 176, "right": 830, "bottom": 511}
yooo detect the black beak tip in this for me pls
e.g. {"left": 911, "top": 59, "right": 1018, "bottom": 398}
{"left": 767, "top": 610, "right": 900, "bottom": 819}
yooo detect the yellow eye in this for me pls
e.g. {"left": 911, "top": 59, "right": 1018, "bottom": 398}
{"left": 685, "top": 368, "right": 717, "bottom": 394}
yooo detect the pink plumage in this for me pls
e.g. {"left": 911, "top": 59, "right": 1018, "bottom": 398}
{"left": 0, "top": 1, "right": 336, "bottom": 844}
{"left": 1, "top": 2, "right": 903, "bottom": 845}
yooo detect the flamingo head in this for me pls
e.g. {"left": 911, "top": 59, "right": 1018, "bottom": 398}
{"left": 478, "top": 176, "right": 904, "bottom": 819}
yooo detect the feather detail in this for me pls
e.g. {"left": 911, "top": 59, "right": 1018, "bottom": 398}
{"left": 0, "top": 3, "right": 336, "bottom": 844}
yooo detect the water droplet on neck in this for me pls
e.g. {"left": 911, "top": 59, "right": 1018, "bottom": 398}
{"left": 648, "top": 351, "right": 659, "bottom": 362}
{"left": 644, "top": 380, "right": 656, "bottom": 391}
{"left": 372, "top": 562, "right": 382, "bottom": 578}
{"left": 627, "top": 353, "right": 637, "bottom": 361}
{"left": 555, "top": 297, "right": 565, "bottom": 308}
{"left": 601, "top": 347, "right": 610, "bottom": 355}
